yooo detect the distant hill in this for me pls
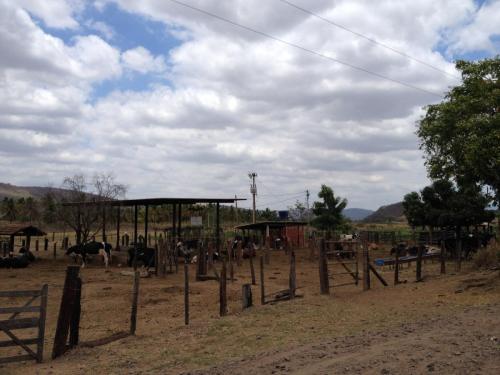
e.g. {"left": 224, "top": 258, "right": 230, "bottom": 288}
{"left": 343, "top": 208, "right": 374, "bottom": 221}
{"left": 0, "top": 183, "right": 67, "bottom": 200}
{"left": 362, "top": 202, "right": 405, "bottom": 223}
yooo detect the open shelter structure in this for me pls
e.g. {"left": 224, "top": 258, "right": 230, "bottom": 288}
{"left": 63, "top": 197, "right": 245, "bottom": 268}
{"left": 0, "top": 224, "right": 47, "bottom": 254}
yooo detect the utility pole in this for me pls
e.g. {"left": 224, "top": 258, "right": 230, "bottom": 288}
{"left": 249, "top": 172, "right": 257, "bottom": 223}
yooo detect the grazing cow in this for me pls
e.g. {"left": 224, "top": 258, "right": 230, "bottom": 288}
{"left": 176, "top": 240, "right": 199, "bottom": 261}
{"left": 66, "top": 241, "right": 112, "bottom": 268}
{"left": 0, "top": 249, "right": 35, "bottom": 269}
{"left": 127, "top": 245, "right": 155, "bottom": 269}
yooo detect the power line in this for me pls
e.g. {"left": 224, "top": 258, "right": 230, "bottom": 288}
{"left": 277, "top": 0, "right": 461, "bottom": 81}
{"left": 257, "top": 193, "right": 305, "bottom": 208}
{"left": 259, "top": 191, "right": 306, "bottom": 198}
{"left": 167, "top": 0, "right": 444, "bottom": 98}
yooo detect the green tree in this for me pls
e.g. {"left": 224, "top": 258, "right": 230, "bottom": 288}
{"left": 1, "top": 197, "right": 17, "bottom": 222}
{"left": 258, "top": 208, "right": 277, "bottom": 221}
{"left": 41, "top": 192, "right": 57, "bottom": 224}
{"left": 417, "top": 58, "right": 500, "bottom": 204}
{"left": 311, "top": 185, "right": 348, "bottom": 232}
{"left": 403, "top": 180, "right": 494, "bottom": 232}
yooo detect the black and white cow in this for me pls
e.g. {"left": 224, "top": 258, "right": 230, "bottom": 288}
{"left": 66, "top": 241, "right": 112, "bottom": 268}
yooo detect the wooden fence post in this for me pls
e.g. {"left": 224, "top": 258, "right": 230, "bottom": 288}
{"left": 52, "top": 266, "right": 80, "bottom": 359}
{"left": 130, "top": 271, "right": 140, "bottom": 335}
{"left": 394, "top": 248, "right": 400, "bottom": 285}
{"left": 35, "top": 240, "right": 39, "bottom": 252}
{"left": 184, "top": 263, "right": 189, "bottom": 325}
{"left": 289, "top": 250, "right": 296, "bottom": 299}
{"left": 236, "top": 241, "right": 242, "bottom": 267}
{"left": 196, "top": 246, "right": 206, "bottom": 280}
{"left": 363, "top": 242, "right": 371, "bottom": 291}
{"left": 249, "top": 256, "right": 256, "bottom": 285}
{"left": 242, "top": 284, "right": 252, "bottom": 309}
{"left": 53, "top": 242, "right": 57, "bottom": 259}
{"left": 319, "top": 239, "right": 330, "bottom": 295}
{"left": 416, "top": 245, "right": 423, "bottom": 282}
{"left": 229, "top": 253, "right": 234, "bottom": 282}
{"left": 69, "top": 277, "right": 81, "bottom": 348}
{"left": 264, "top": 236, "right": 270, "bottom": 265}
{"left": 259, "top": 256, "right": 265, "bottom": 305}
{"left": 440, "top": 240, "right": 446, "bottom": 274}
{"left": 219, "top": 261, "right": 227, "bottom": 316}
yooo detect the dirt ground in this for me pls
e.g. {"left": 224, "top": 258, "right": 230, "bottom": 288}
{"left": 1, "top": 247, "right": 499, "bottom": 374}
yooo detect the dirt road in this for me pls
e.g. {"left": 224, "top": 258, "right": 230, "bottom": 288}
{"left": 186, "top": 303, "right": 500, "bottom": 375}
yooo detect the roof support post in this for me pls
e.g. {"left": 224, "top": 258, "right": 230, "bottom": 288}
{"left": 102, "top": 204, "right": 106, "bottom": 242}
{"left": 177, "top": 204, "right": 182, "bottom": 242}
{"left": 144, "top": 204, "right": 149, "bottom": 248}
{"left": 172, "top": 203, "right": 177, "bottom": 245}
{"left": 133, "top": 204, "right": 138, "bottom": 270}
{"left": 216, "top": 202, "right": 220, "bottom": 255}
{"left": 116, "top": 206, "right": 120, "bottom": 251}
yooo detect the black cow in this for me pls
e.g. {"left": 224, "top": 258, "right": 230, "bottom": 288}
{"left": 127, "top": 246, "right": 155, "bottom": 269}
{"left": 66, "top": 241, "right": 112, "bottom": 268}
{"left": 0, "top": 249, "right": 35, "bottom": 269}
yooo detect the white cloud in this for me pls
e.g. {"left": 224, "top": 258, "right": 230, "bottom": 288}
{"left": 0, "top": 0, "right": 498, "bottom": 208}
{"left": 122, "top": 46, "right": 166, "bottom": 74}
{"left": 446, "top": 0, "right": 500, "bottom": 54}
{"left": 85, "top": 19, "right": 116, "bottom": 40}
{"left": 14, "top": 0, "right": 82, "bottom": 29}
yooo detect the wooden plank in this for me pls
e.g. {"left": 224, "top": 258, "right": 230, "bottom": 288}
{"left": 0, "top": 324, "right": 38, "bottom": 359}
{"left": 0, "top": 317, "right": 39, "bottom": 330}
{"left": 0, "top": 290, "right": 41, "bottom": 298}
{"left": 37, "top": 284, "right": 48, "bottom": 363}
{"left": 0, "top": 338, "right": 38, "bottom": 348}
{"left": 369, "top": 264, "right": 388, "bottom": 286}
{"left": 0, "top": 306, "right": 40, "bottom": 314}
{"left": 0, "top": 354, "right": 34, "bottom": 364}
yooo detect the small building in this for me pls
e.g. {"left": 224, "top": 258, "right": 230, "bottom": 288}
{"left": 235, "top": 221, "right": 307, "bottom": 248}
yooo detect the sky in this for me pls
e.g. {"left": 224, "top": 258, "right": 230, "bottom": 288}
{"left": 0, "top": 0, "right": 499, "bottom": 210}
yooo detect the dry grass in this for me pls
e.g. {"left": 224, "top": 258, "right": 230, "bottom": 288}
{"left": 1, "top": 249, "right": 499, "bottom": 374}
{"left": 473, "top": 243, "right": 500, "bottom": 269}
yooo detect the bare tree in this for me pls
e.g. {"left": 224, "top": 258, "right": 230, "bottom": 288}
{"left": 57, "top": 173, "right": 127, "bottom": 245}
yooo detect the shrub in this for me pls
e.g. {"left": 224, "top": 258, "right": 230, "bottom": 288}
{"left": 473, "top": 244, "right": 500, "bottom": 269}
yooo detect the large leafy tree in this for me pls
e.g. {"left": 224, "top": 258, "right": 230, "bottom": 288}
{"left": 311, "top": 185, "right": 348, "bottom": 232}
{"left": 417, "top": 58, "right": 500, "bottom": 204}
{"left": 403, "top": 180, "right": 494, "bottom": 232}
